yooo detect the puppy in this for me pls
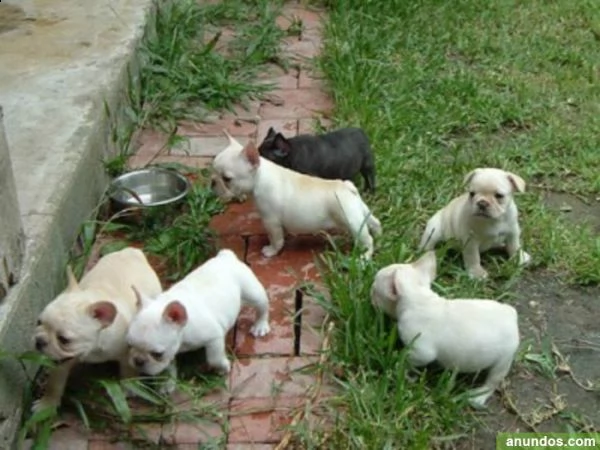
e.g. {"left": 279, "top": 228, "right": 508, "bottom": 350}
{"left": 258, "top": 127, "right": 376, "bottom": 192}
{"left": 419, "top": 167, "right": 530, "bottom": 278}
{"left": 33, "top": 247, "right": 162, "bottom": 412}
{"left": 126, "top": 249, "right": 270, "bottom": 385}
{"left": 371, "top": 251, "right": 520, "bottom": 408}
{"left": 212, "top": 132, "right": 382, "bottom": 260}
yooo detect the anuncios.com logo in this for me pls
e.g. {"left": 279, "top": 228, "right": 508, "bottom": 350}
{"left": 497, "top": 433, "right": 599, "bottom": 449}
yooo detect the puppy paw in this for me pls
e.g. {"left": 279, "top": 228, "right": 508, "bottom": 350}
{"left": 159, "top": 377, "right": 177, "bottom": 396}
{"left": 518, "top": 250, "right": 532, "bottom": 266}
{"left": 250, "top": 320, "right": 271, "bottom": 338}
{"left": 214, "top": 358, "right": 231, "bottom": 375}
{"left": 261, "top": 245, "right": 280, "bottom": 258}
{"left": 31, "top": 396, "right": 59, "bottom": 415}
{"left": 468, "top": 266, "right": 488, "bottom": 279}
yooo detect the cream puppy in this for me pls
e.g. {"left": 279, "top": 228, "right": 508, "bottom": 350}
{"left": 419, "top": 167, "right": 530, "bottom": 279}
{"left": 211, "top": 132, "right": 382, "bottom": 260}
{"left": 33, "top": 247, "right": 162, "bottom": 412}
{"left": 371, "top": 251, "right": 520, "bottom": 408}
{"left": 126, "top": 249, "right": 270, "bottom": 384}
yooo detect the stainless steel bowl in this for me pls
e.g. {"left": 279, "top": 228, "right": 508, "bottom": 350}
{"left": 109, "top": 168, "right": 190, "bottom": 209}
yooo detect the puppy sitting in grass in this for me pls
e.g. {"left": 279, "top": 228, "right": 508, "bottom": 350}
{"left": 419, "top": 167, "right": 531, "bottom": 279}
{"left": 33, "top": 247, "right": 162, "bottom": 412}
{"left": 126, "top": 249, "right": 270, "bottom": 388}
{"left": 258, "top": 127, "right": 376, "bottom": 192}
{"left": 371, "top": 251, "right": 520, "bottom": 408}
{"left": 212, "top": 132, "right": 381, "bottom": 260}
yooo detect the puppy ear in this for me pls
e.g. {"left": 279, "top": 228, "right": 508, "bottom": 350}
{"left": 88, "top": 301, "right": 117, "bottom": 328}
{"left": 242, "top": 141, "right": 261, "bottom": 167}
{"left": 131, "top": 285, "right": 149, "bottom": 310}
{"left": 163, "top": 301, "right": 188, "bottom": 327}
{"left": 390, "top": 271, "right": 402, "bottom": 299}
{"left": 506, "top": 172, "right": 526, "bottom": 193}
{"left": 66, "top": 265, "right": 79, "bottom": 292}
{"left": 413, "top": 251, "right": 437, "bottom": 285}
{"left": 273, "top": 133, "right": 292, "bottom": 157}
{"left": 267, "top": 127, "right": 276, "bottom": 138}
{"left": 463, "top": 169, "right": 479, "bottom": 185}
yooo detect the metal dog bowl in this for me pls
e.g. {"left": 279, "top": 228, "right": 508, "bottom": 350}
{"left": 109, "top": 168, "right": 190, "bottom": 209}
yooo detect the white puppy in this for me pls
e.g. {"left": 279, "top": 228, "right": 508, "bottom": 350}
{"left": 419, "top": 167, "right": 530, "bottom": 279}
{"left": 211, "top": 132, "right": 382, "bottom": 260}
{"left": 126, "top": 249, "right": 270, "bottom": 384}
{"left": 371, "top": 251, "right": 520, "bottom": 408}
{"left": 33, "top": 247, "right": 162, "bottom": 412}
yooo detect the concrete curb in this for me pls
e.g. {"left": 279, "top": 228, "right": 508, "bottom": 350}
{"left": 0, "top": 1, "right": 155, "bottom": 446}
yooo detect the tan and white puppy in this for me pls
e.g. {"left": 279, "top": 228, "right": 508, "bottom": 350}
{"left": 126, "top": 249, "right": 270, "bottom": 385}
{"left": 371, "top": 251, "right": 520, "bottom": 408}
{"left": 419, "top": 167, "right": 530, "bottom": 278}
{"left": 211, "top": 132, "right": 382, "bottom": 260}
{"left": 33, "top": 247, "right": 162, "bottom": 412}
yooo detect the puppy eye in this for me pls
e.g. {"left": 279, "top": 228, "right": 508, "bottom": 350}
{"left": 36, "top": 320, "right": 41, "bottom": 326}
{"left": 495, "top": 193, "right": 505, "bottom": 200}
{"left": 469, "top": 191, "right": 475, "bottom": 198}
{"left": 57, "top": 335, "right": 70, "bottom": 346}
{"left": 150, "top": 351, "right": 164, "bottom": 360}
{"left": 222, "top": 175, "right": 232, "bottom": 183}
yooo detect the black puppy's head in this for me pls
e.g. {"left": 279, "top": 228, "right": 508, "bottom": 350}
{"left": 257, "top": 127, "right": 293, "bottom": 164}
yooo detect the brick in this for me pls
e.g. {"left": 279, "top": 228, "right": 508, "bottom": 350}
{"left": 227, "top": 444, "right": 275, "bottom": 450}
{"left": 298, "top": 68, "right": 324, "bottom": 89}
{"left": 137, "top": 155, "right": 212, "bottom": 170}
{"left": 299, "top": 294, "right": 328, "bottom": 355}
{"left": 282, "top": 36, "right": 321, "bottom": 60}
{"left": 229, "top": 356, "right": 318, "bottom": 399}
{"left": 221, "top": 101, "right": 262, "bottom": 123}
{"left": 257, "top": 119, "right": 298, "bottom": 144}
{"left": 277, "top": 6, "right": 324, "bottom": 32}
{"left": 297, "top": 117, "right": 332, "bottom": 136}
{"left": 258, "top": 65, "right": 299, "bottom": 90}
{"left": 128, "top": 422, "right": 164, "bottom": 444}
{"left": 209, "top": 200, "right": 265, "bottom": 237}
{"left": 216, "top": 234, "right": 247, "bottom": 260}
{"left": 245, "top": 235, "right": 323, "bottom": 282}
{"left": 170, "top": 385, "right": 231, "bottom": 414}
{"left": 44, "top": 424, "right": 88, "bottom": 450}
{"left": 177, "top": 118, "right": 257, "bottom": 138}
{"left": 89, "top": 442, "right": 133, "bottom": 450}
{"left": 132, "top": 128, "right": 169, "bottom": 163}
{"left": 259, "top": 89, "right": 333, "bottom": 120}
{"left": 228, "top": 397, "right": 304, "bottom": 443}
{"left": 161, "top": 419, "right": 224, "bottom": 444}
{"left": 235, "top": 293, "right": 295, "bottom": 357}
{"left": 170, "top": 135, "right": 251, "bottom": 157}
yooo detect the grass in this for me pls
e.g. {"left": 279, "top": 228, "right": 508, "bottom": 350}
{"left": 283, "top": 0, "right": 600, "bottom": 447}
{"left": 104, "top": 0, "right": 290, "bottom": 175}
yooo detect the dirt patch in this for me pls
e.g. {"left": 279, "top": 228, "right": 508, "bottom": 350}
{"left": 544, "top": 192, "right": 600, "bottom": 233}
{"left": 465, "top": 272, "right": 600, "bottom": 448}
{"left": 0, "top": 4, "right": 26, "bottom": 34}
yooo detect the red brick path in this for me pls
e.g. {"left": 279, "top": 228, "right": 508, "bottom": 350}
{"left": 34, "top": 3, "right": 333, "bottom": 449}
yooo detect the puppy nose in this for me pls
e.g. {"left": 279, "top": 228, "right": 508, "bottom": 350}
{"left": 477, "top": 199, "right": 489, "bottom": 209}
{"left": 133, "top": 357, "right": 145, "bottom": 368}
{"left": 35, "top": 337, "right": 47, "bottom": 351}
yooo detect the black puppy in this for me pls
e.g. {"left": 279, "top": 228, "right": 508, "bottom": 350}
{"left": 257, "top": 127, "right": 376, "bottom": 192}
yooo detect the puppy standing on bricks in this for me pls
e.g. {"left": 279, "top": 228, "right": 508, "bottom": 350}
{"left": 212, "top": 131, "right": 382, "bottom": 260}
{"left": 33, "top": 247, "right": 162, "bottom": 412}
{"left": 257, "top": 127, "right": 376, "bottom": 192}
{"left": 126, "top": 249, "right": 270, "bottom": 389}
{"left": 371, "top": 251, "right": 520, "bottom": 408}
{"left": 419, "top": 167, "right": 531, "bottom": 279}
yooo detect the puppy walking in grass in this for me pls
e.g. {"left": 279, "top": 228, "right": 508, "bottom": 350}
{"left": 371, "top": 251, "right": 520, "bottom": 408}
{"left": 419, "top": 167, "right": 531, "bottom": 279}
{"left": 212, "top": 131, "right": 381, "bottom": 260}
{"left": 33, "top": 247, "right": 162, "bottom": 412}
{"left": 126, "top": 249, "right": 270, "bottom": 389}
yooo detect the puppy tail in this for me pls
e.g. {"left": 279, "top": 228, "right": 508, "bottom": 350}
{"left": 342, "top": 180, "right": 382, "bottom": 236}
{"left": 218, "top": 248, "right": 240, "bottom": 261}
